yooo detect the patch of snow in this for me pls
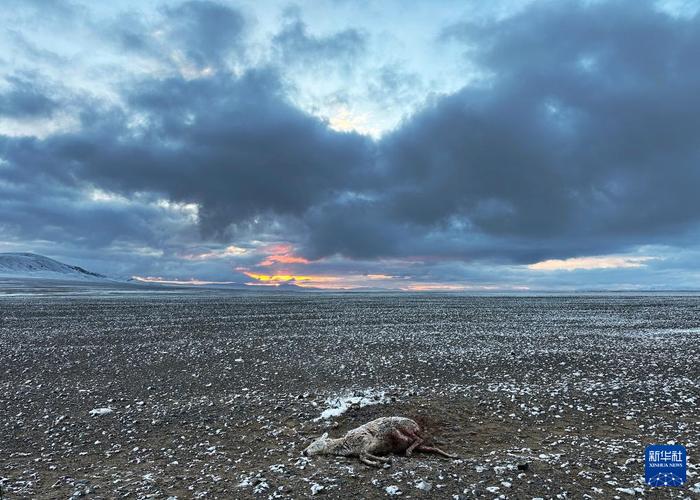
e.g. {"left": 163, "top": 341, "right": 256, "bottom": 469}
{"left": 89, "top": 407, "right": 113, "bottom": 417}
{"left": 310, "top": 483, "right": 324, "bottom": 495}
{"left": 315, "top": 389, "right": 390, "bottom": 420}
{"left": 253, "top": 480, "right": 268, "bottom": 494}
{"left": 385, "top": 485, "right": 402, "bottom": 495}
{"left": 415, "top": 480, "right": 432, "bottom": 491}
{"left": 236, "top": 477, "right": 252, "bottom": 488}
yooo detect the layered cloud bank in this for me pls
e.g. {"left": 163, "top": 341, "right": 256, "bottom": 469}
{"left": 1, "top": 0, "right": 699, "bottom": 289}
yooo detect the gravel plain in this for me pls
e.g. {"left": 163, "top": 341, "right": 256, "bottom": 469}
{"left": 1, "top": 289, "right": 699, "bottom": 498}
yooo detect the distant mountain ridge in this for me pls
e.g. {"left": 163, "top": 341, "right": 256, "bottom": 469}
{"left": 0, "top": 252, "right": 109, "bottom": 280}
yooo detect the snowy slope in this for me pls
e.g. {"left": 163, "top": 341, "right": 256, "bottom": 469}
{"left": 0, "top": 253, "right": 109, "bottom": 281}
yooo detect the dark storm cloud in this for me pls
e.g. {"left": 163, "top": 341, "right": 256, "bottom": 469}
{"left": 0, "top": 69, "right": 373, "bottom": 240}
{"left": 0, "top": 180, "right": 174, "bottom": 249}
{"left": 0, "top": 74, "right": 57, "bottom": 118}
{"left": 114, "top": 70, "right": 370, "bottom": 236}
{"left": 0, "top": 1, "right": 372, "bottom": 263}
{"left": 2, "top": 0, "right": 700, "bottom": 271}
{"left": 291, "top": 0, "right": 700, "bottom": 263}
{"left": 303, "top": 199, "right": 400, "bottom": 260}
{"left": 358, "top": 0, "right": 700, "bottom": 262}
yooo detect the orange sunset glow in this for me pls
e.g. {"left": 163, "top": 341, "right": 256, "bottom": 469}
{"left": 243, "top": 272, "right": 315, "bottom": 283}
{"left": 242, "top": 271, "right": 393, "bottom": 289}
{"left": 259, "top": 254, "right": 310, "bottom": 266}
{"left": 257, "top": 243, "right": 311, "bottom": 267}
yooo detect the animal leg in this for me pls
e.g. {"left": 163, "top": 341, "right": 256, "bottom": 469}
{"left": 405, "top": 436, "right": 424, "bottom": 456}
{"left": 404, "top": 431, "right": 425, "bottom": 457}
{"left": 359, "top": 454, "right": 381, "bottom": 467}
{"left": 416, "top": 444, "right": 458, "bottom": 459}
{"left": 390, "top": 429, "right": 413, "bottom": 455}
{"left": 365, "top": 453, "right": 391, "bottom": 463}
{"left": 392, "top": 429, "right": 412, "bottom": 444}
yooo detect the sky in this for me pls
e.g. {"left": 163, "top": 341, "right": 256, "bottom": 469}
{"left": 1, "top": 0, "right": 700, "bottom": 291}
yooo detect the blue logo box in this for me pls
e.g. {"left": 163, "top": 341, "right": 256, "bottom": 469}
{"left": 645, "top": 444, "right": 686, "bottom": 487}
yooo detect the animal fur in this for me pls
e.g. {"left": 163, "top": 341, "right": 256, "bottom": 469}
{"left": 302, "top": 416, "right": 457, "bottom": 467}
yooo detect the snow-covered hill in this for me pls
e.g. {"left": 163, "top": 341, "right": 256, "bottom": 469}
{"left": 0, "top": 253, "right": 109, "bottom": 281}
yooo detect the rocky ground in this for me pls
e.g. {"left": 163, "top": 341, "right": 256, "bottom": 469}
{"left": 1, "top": 291, "right": 699, "bottom": 498}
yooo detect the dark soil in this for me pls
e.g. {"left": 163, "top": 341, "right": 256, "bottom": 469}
{"left": 1, "top": 292, "right": 698, "bottom": 498}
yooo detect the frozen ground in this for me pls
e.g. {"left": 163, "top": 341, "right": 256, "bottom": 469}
{"left": 1, "top": 292, "right": 699, "bottom": 498}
